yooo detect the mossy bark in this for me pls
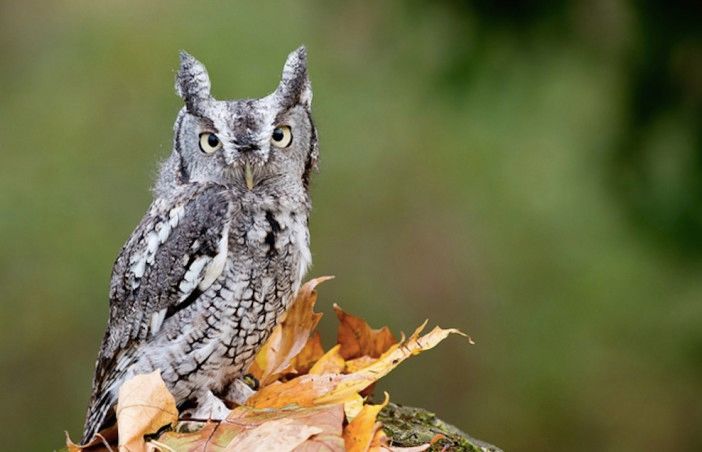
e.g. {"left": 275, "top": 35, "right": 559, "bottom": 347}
{"left": 379, "top": 402, "right": 501, "bottom": 452}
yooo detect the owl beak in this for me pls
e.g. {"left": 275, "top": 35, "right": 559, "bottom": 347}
{"left": 244, "top": 163, "right": 255, "bottom": 190}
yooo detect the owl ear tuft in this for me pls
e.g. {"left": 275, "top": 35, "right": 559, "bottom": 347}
{"left": 175, "top": 51, "right": 211, "bottom": 111}
{"left": 276, "top": 46, "right": 312, "bottom": 109}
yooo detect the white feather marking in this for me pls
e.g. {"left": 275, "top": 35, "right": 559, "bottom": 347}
{"left": 158, "top": 222, "right": 171, "bottom": 244}
{"left": 199, "top": 223, "right": 229, "bottom": 290}
{"left": 296, "top": 225, "right": 312, "bottom": 281}
{"left": 169, "top": 204, "right": 185, "bottom": 228}
{"left": 132, "top": 257, "right": 146, "bottom": 278}
{"left": 150, "top": 308, "right": 167, "bottom": 336}
{"left": 146, "top": 231, "right": 160, "bottom": 255}
{"left": 178, "top": 256, "right": 209, "bottom": 295}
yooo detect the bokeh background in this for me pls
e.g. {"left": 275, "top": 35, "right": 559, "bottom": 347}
{"left": 1, "top": 1, "right": 700, "bottom": 450}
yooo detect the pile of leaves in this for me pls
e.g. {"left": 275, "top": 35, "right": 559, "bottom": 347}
{"left": 67, "top": 277, "right": 468, "bottom": 451}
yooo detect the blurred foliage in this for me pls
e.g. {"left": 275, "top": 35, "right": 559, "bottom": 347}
{"left": 0, "top": 1, "right": 700, "bottom": 451}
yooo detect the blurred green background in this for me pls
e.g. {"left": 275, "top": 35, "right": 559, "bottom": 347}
{"left": 1, "top": 1, "right": 700, "bottom": 450}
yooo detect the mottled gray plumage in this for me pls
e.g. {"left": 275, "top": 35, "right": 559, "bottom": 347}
{"left": 82, "top": 47, "right": 318, "bottom": 444}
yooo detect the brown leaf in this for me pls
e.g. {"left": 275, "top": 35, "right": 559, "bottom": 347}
{"left": 343, "top": 394, "right": 388, "bottom": 452}
{"left": 248, "top": 322, "right": 465, "bottom": 409}
{"left": 115, "top": 371, "right": 177, "bottom": 451}
{"left": 249, "top": 276, "right": 332, "bottom": 385}
{"left": 334, "top": 304, "right": 397, "bottom": 360}
{"left": 65, "top": 426, "right": 118, "bottom": 452}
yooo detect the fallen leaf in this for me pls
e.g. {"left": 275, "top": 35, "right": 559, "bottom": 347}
{"left": 65, "top": 426, "right": 118, "bottom": 451}
{"left": 249, "top": 277, "right": 333, "bottom": 385}
{"left": 343, "top": 392, "right": 365, "bottom": 422}
{"left": 288, "top": 330, "right": 326, "bottom": 375}
{"left": 157, "top": 403, "right": 345, "bottom": 451}
{"left": 334, "top": 304, "right": 397, "bottom": 360}
{"left": 294, "top": 434, "right": 346, "bottom": 452}
{"left": 116, "top": 371, "right": 177, "bottom": 451}
{"left": 309, "top": 344, "right": 346, "bottom": 375}
{"left": 369, "top": 428, "right": 390, "bottom": 451}
{"left": 248, "top": 322, "right": 465, "bottom": 409}
{"left": 345, "top": 356, "right": 376, "bottom": 373}
{"left": 343, "top": 394, "right": 388, "bottom": 452}
{"left": 225, "top": 418, "right": 322, "bottom": 451}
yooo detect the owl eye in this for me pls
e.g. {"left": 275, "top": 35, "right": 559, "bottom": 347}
{"left": 199, "top": 132, "right": 222, "bottom": 154}
{"left": 271, "top": 126, "right": 292, "bottom": 148}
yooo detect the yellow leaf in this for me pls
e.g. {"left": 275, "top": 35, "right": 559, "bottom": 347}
{"left": 343, "top": 392, "right": 365, "bottom": 422}
{"left": 247, "top": 323, "right": 465, "bottom": 409}
{"left": 249, "top": 276, "right": 332, "bottom": 385}
{"left": 287, "top": 330, "right": 326, "bottom": 375}
{"left": 334, "top": 304, "right": 397, "bottom": 360}
{"left": 309, "top": 344, "right": 346, "bottom": 375}
{"left": 345, "top": 356, "right": 376, "bottom": 374}
{"left": 115, "top": 371, "right": 177, "bottom": 452}
{"left": 343, "top": 394, "right": 388, "bottom": 452}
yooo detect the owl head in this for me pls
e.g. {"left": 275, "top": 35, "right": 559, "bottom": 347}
{"left": 156, "top": 47, "right": 318, "bottom": 199}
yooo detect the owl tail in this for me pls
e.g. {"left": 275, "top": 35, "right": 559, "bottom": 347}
{"left": 81, "top": 389, "right": 117, "bottom": 445}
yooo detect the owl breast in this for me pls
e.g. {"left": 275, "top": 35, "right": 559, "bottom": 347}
{"left": 130, "top": 198, "right": 311, "bottom": 402}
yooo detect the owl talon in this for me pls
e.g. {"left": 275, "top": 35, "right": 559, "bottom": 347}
{"left": 222, "top": 377, "right": 258, "bottom": 406}
{"left": 242, "top": 373, "right": 260, "bottom": 390}
{"left": 180, "top": 390, "right": 231, "bottom": 423}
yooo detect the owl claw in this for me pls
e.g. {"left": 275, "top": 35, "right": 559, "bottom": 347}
{"left": 223, "top": 377, "right": 258, "bottom": 406}
{"left": 181, "top": 390, "right": 231, "bottom": 423}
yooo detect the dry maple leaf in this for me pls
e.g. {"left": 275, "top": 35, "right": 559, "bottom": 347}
{"left": 115, "top": 371, "right": 177, "bottom": 451}
{"left": 157, "top": 404, "right": 346, "bottom": 451}
{"left": 248, "top": 276, "right": 332, "bottom": 385}
{"left": 343, "top": 394, "right": 389, "bottom": 452}
{"left": 247, "top": 321, "right": 465, "bottom": 409}
{"left": 67, "top": 278, "right": 470, "bottom": 452}
{"left": 288, "top": 330, "right": 326, "bottom": 375}
{"left": 309, "top": 344, "right": 346, "bottom": 375}
{"left": 334, "top": 304, "right": 397, "bottom": 360}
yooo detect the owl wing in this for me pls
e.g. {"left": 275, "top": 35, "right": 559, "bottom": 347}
{"left": 92, "top": 183, "right": 235, "bottom": 389}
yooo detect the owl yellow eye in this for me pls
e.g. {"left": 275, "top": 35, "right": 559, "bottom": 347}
{"left": 271, "top": 126, "right": 292, "bottom": 148}
{"left": 199, "top": 132, "right": 222, "bottom": 154}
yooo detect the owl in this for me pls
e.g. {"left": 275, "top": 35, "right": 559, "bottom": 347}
{"left": 81, "top": 47, "right": 318, "bottom": 444}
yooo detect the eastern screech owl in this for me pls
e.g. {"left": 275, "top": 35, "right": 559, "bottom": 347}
{"left": 81, "top": 47, "right": 318, "bottom": 444}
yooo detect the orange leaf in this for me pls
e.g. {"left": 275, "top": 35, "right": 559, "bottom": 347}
{"left": 343, "top": 394, "right": 388, "bottom": 452}
{"left": 115, "top": 371, "right": 177, "bottom": 451}
{"left": 369, "top": 428, "right": 390, "bottom": 451}
{"left": 158, "top": 404, "right": 345, "bottom": 451}
{"left": 309, "top": 344, "right": 346, "bottom": 375}
{"left": 334, "top": 304, "right": 397, "bottom": 360}
{"left": 249, "top": 276, "right": 333, "bottom": 385}
{"left": 287, "top": 330, "right": 325, "bottom": 375}
{"left": 247, "top": 322, "right": 465, "bottom": 409}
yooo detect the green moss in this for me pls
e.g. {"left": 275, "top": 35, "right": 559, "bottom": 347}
{"left": 378, "top": 403, "right": 501, "bottom": 452}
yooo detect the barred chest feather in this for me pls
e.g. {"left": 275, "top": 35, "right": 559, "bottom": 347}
{"left": 125, "top": 196, "right": 311, "bottom": 402}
